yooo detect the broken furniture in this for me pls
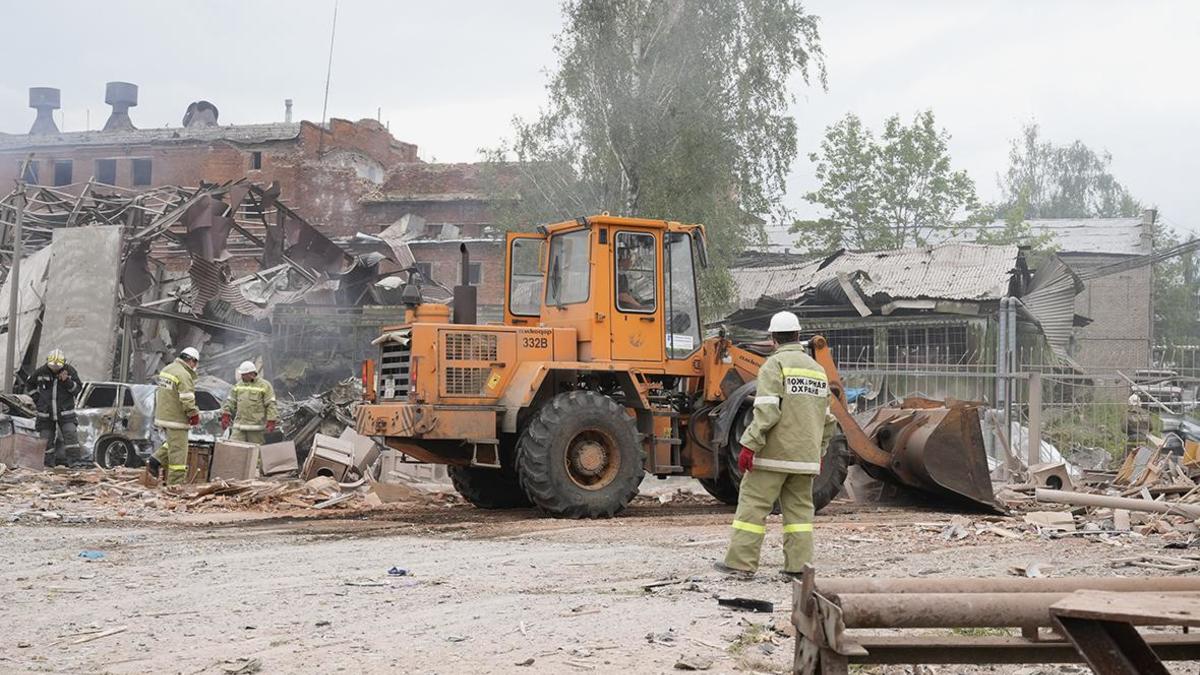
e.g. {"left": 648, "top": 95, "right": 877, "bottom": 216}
{"left": 0, "top": 431, "right": 47, "bottom": 469}
{"left": 210, "top": 440, "right": 259, "bottom": 480}
{"left": 1028, "top": 461, "right": 1073, "bottom": 491}
{"left": 300, "top": 433, "right": 354, "bottom": 481}
{"left": 185, "top": 443, "right": 213, "bottom": 484}
{"left": 791, "top": 566, "right": 1200, "bottom": 673}
{"left": 259, "top": 440, "right": 299, "bottom": 476}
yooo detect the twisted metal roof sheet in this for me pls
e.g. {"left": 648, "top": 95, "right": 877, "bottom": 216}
{"left": 731, "top": 242, "right": 1019, "bottom": 309}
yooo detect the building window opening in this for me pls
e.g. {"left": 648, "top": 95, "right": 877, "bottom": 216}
{"left": 463, "top": 261, "right": 482, "bottom": 285}
{"left": 95, "top": 159, "right": 117, "bottom": 185}
{"left": 52, "top": 160, "right": 72, "bottom": 186}
{"left": 131, "top": 158, "right": 152, "bottom": 186}
{"left": 414, "top": 262, "right": 433, "bottom": 283}
{"left": 250, "top": 151, "right": 263, "bottom": 170}
{"left": 19, "top": 160, "right": 37, "bottom": 184}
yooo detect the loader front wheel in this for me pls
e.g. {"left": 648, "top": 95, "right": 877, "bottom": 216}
{"left": 449, "top": 466, "right": 532, "bottom": 509}
{"left": 517, "top": 391, "right": 644, "bottom": 518}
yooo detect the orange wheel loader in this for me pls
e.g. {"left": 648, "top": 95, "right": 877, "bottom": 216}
{"left": 355, "top": 215, "right": 996, "bottom": 518}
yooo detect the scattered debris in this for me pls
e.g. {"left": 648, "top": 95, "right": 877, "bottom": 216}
{"left": 77, "top": 550, "right": 106, "bottom": 561}
{"left": 1023, "top": 511, "right": 1076, "bottom": 532}
{"left": 387, "top": 567, "right": 409, "bottom": 577}
{"left": 673, "top": 655, "right": 714, "bottom": 670}
{"left": 717, "top": 597, "right": 774, "bottom": 613}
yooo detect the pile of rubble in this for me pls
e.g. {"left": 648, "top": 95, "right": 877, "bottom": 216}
{"left": 0, "top": 462, "right": 457, "bottom": 522}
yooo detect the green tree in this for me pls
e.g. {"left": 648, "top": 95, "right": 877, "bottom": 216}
{"left": 795, "top": 110, "right": 978, "bottom": 253}
{"left": 1153, "top": 224, "right": 1199, "bottom": 347}
{"left": 485, "top": 0, "right": 826, "bottom": 315}
{"left": 997, "top": 122, "right": 1142, "bottom": 218}
{"left": 971, "top": 193, "right": 1057, "bottom": 252}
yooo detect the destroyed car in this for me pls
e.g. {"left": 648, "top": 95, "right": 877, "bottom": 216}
{"left": 70, "top": 381, "right": 225, "bottom": 468}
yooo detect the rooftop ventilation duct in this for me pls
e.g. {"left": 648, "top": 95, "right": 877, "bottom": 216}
{"left": 102, "top": 81, "right": 138, "bottom": 132}
{"left": 28, "top": 87, "right": 60, "bottom": 135}
{"left": 182, "top": 100, "right": 219, "bottom": 128}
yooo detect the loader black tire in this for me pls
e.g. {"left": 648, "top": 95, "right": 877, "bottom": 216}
{"left": 811, "top": 435, "right": 850, "bottom": 512}
{"left": 516, "top": 391, "right": 644, "bottom": 518}
{"left": 448, "top": 466, "right": 532, "bottom": 509}
{"left": 699, "top": 404, "right": 848, "bottom": 513}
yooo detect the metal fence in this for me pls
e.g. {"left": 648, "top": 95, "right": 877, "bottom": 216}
{"left": 836, "top": 358, "right": 1157, "bottom": 474}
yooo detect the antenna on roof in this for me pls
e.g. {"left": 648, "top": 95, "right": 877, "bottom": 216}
{"left": 318, "top": 0, "right": 338, "bottom": 157}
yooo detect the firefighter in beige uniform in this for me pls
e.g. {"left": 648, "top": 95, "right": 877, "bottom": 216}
{"left": 221, "top": 361, "right": 279, "bottom": 444}
{"left": 149, "top": 347, "right": 202, "bottom": 485}
{"left": 717, "top": 311, "right": 835, "bottom": 577}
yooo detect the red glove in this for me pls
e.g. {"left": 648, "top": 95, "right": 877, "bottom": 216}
{"left": 220, "top": 412, "right": 231, "bottom": 430}
{"left": 188, "top": 414, "right": 201, "bottom": 427}
{"left": 738, "top": 446, "right": 755, "bottom": 473}
{"left": 266, "top": 420, "right": 277, "bottom": 433}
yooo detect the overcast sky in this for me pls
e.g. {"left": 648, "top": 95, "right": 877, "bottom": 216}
{"left": 2, "top": 0, "right": 1196, "bottom": 238}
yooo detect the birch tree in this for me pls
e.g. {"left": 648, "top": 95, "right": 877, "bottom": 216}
{"left": 486, "top": 0, "right": 826, "bottom": 313}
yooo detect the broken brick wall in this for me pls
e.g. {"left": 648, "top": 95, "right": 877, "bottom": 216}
{"left": 408, "top": 240, "right": 505, "bottom": 308}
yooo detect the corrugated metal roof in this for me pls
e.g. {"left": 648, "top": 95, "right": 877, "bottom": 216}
{"left": 1018, "top": 218, "right": 1149, "bottom": 256}
{"left": 0, "top": 122, "right": 302, "bottom": 150}
{"left": 731, "top": 242, "right": 1019, "bottom": 309}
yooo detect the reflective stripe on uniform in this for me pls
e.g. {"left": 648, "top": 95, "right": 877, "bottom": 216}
{"left": 752, "top": 457, "right": 821, "bottom": 473}
{"left": 731, "top": 520, "right": 766, "bottom": 535}
{"left": 167, "top": 464, "right": 187, "bottom": 471}
{"left": 753, "top": 395, "right": 780, "bottom": 407}
{"left": 155, "top": 419, "right": 189, "bottom": 430}
{"left": 178, "top": 392, "right": 196, "bottom": 401}
{"left": 782, "top": 523, "right": 813, "bottom": 534}
{"left": 234, "top": 423, "right": 265, "bottom": 431}
{"left": 781, "top": 367, "right": 827, "bottom": 381}
{"left": 158, "top": 371, "right": 180, "bottom": 385}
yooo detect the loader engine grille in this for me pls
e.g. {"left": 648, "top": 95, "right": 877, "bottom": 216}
{"left": 379, "top": 339, "right": 411, "bottom": 399}
{"left": 444, "top": 332, "right": 498, "bottom": 361}
{"left": 445, "top": 366, "right": 491, "bottom": 396}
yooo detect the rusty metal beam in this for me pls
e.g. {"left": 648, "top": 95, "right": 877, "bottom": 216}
{"left": 817, "top": 576, "right": 1200, "bottom": 596}
{"left": 846, "top": 634, "right": 1200, "bottom": 666}
{"left": 837, "top": 592, "right": 1200, "bottom": 629}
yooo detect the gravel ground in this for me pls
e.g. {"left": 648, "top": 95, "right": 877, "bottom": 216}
{"left": 1, "top": 483, "right": 1198, "bottom": 674}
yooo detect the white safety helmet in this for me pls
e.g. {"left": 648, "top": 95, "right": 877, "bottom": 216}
{"left": 236, "top": 361, "right": 258, "bottom": 377}
{"left": 767, "top": 311, "right": 801, "bottom": 334}
{"left": 180, "top": 347, "right": 201, "bottom": 362}
{"left": 46, "top": 349, "right": 66, "bottom": 370}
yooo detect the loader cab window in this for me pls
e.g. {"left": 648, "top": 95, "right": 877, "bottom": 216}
{"left": 614, "top": 231, "right": 656, "bottom": 313}
{"left": 664, "top": 232, "right": 702, "bottom": 358}
{"left": 508, "top": 237, "right": 545, "bottom": 316}
{"left": 545, "top": 229, "right": 590, "bottom": 306}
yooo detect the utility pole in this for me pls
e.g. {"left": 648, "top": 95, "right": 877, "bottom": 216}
{"left": 4, "top": 170, "right": 27, "bottom": 393}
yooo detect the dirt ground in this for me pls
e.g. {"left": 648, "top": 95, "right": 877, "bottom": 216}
{"left": 1, "top": 479, "right": 1198, "bottom": 675}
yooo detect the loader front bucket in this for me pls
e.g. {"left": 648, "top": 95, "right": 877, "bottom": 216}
{"left": 862, "top": 401, "right": 998, "bottom": 511}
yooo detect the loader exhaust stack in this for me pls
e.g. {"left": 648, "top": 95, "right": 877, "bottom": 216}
{"left": 452, "top": 243, "right": 477, "bottom": 325}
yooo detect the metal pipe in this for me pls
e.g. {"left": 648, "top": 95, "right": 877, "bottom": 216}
{"left": 838, "top": 592, "right": 1200, "bottom": 629}
{"left": 818, "top": 576, "right": 1200, "bottom": 596}
{"left": 1036, "top": 488, "right": 1200, "bottom": 518}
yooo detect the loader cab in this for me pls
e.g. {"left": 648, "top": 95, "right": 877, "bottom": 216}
{"left": 503, "top": 215, "right": 706, "bottom": 365}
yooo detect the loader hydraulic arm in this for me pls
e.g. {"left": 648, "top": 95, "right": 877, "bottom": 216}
{"left": 809, "top": 336, "right": 892, "bottom": 469}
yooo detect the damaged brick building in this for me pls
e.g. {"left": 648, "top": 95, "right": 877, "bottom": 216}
{"left": 0, "top": 82, "right": 511, "bottom": 313}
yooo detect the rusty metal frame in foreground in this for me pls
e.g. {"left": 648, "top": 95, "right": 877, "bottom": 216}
{"left": 791, "top": 566, "right": 1200, "bottom": 674}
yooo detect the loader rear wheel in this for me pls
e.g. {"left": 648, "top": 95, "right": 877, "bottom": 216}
{"left": 699, "top": 405, "right": 848, "bottom": 513}
{"left": 517, "top": 391, "right": 644, "bottom": 518}
{"left": 812, "top": 436, "right": 850, "bottom": 512}
{"left": 448, "top": 466, "right": 532, "bottom": 509}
